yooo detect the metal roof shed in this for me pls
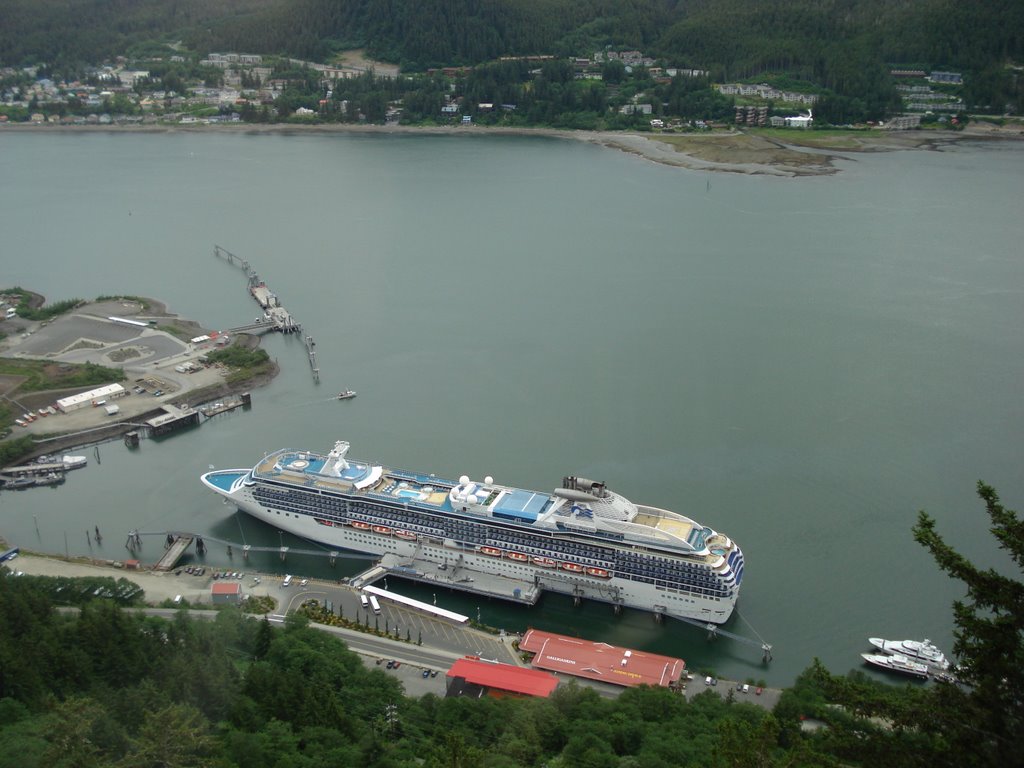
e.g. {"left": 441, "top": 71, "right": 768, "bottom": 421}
{"left": 446, "top": 657, "right": 558, "bottom": 699}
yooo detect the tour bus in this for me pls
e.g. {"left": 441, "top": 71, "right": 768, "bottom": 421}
{"left": 359, "top": 593, "right": 369, "bottom": 610}
{"left": 368, "top": 595, "right": 381, "bottom": 615}
{"left": 282, "top": 574, "right": 293, "bottom": 588}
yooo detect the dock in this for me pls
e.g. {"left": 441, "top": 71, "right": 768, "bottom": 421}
{"left": 214, "top": 245, "right": 302, "bottom": 335}
{"left": 155, "top": 535, "right": 194, "bottom": 571}
{"left": 199, "top": 394, "right": 249, "bottom": 418}
{"left": 3, "top": 461, "right": 68, "bottom": 475}
{"left": 373, "top": 552, "right": 542, "bottom": 605}
{"left": 145, "top": 404, "right": 200, "bottom": 438}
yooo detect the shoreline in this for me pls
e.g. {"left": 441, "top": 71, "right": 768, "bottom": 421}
{"left": 0, "top": 295, "right": 279, "bottom": 458}
{"left": 3, "top": 120, "right": 1022, "bottom": 176}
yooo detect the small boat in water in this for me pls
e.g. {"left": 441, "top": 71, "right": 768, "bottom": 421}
{"left": 62, "top": 455, "right": 87, "bottom": 470}
{"left": 1, "top": 476, "right": 35, "bottom": 490}
{"left": 861, "top": 652, "right": 930, "bottom": 679}
{"left": 336, "top": 390, "right": 357, "bottom": 400}
{"left": 868, "top": 637, "right": 950, "bottom": 671}
{"left": 34, "top": 472, "right": 65, "bottom": 487}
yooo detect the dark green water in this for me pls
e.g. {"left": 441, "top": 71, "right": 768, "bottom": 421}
{"left": 2, "top": 131, "right": 1023, "bottom": 686}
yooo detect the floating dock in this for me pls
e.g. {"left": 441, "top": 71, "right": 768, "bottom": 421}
{"left": 146, "top": 404, "right": 200, "bottom": 437}
{"left": 375, "top": 552, "right": 542, "bottom": 606}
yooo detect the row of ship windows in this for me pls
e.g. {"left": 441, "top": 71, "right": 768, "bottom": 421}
{"left": 257, "top": 492, "right": 729, "bottom": 587}
{"left": 264, "top": 506, "right": 730, "bottom": 595}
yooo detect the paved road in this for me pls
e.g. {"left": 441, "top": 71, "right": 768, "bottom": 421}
{"left": 14, "top": 554, "right": 782, "bottom": 707}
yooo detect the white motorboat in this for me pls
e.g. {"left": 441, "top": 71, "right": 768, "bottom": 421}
{"left": 62, "top": 455, "right": 88, "bottom": 470}
{"left": 336, "top": 390, "right": 356, "bottom": 400}
{"left": 868, "top": 638, "right": 949, "bottom": 671}
{"left": 861, "top": 652, "right": 930, "bottom": 679}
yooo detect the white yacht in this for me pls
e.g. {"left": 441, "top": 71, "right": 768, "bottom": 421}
{"left": 861, "top": 652, "right": 930, "bottom": 679}
{"left": 868, "top": 638, "right": 949, "bottom": 671}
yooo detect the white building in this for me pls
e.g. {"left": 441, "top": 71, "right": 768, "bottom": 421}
{"left": 56, "top": 383, "right": 127, "bottom": 413}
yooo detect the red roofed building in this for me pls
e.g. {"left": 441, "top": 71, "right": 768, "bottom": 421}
{"left": 445, "top": 656, "right": 558, "bottom": 699}
{"left": 211, "top": 581, "right": 242, "bottom": 604}
{"left": 519, "top": 629, "right": 685, "bottom": 688}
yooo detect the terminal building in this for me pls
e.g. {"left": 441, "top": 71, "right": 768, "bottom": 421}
{"left": 519, "top": 629, "right": 686, "bottom": 689}
{"left": 445, "top": 656, "right": 559, "bottom": 699}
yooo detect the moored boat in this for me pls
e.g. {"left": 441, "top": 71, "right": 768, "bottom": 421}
{"left": 201, "top": 438, "right": 745, "bottom": 625}
{"left": 861, "top": 652, "right": 930, "bottom": 679}
{"left": 1, "top": 476, "right": 35, "bottom": 490}
{"left": 34, "top": 472, "right": 65, "bottom": 487}
{"left": 868, "top": 638, "right": 949, "bottom": 671}
{"left": 62, "top": 455, "right": 87, "bottom": 470}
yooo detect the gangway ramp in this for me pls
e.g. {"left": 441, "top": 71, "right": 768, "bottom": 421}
{"left": 155, "top": 536, "right": 193, "bottom": 571}
{"left": 363, "top": 585, "right": 469, "bottom": 624}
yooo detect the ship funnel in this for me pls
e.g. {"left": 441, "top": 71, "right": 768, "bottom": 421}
{"left": 324, "top": 440, "right": 351, "bottom": 476}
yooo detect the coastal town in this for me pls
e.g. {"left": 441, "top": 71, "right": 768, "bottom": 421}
{"left": 0, "top": 47, "right": 968, "bottom": 132}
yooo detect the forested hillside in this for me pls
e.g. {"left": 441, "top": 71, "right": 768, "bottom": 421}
{"left": 1, "top": 0, "right": 1021, "bottom": 114}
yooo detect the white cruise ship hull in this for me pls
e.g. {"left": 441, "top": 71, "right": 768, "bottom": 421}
{"left": 201, "top": 443, "right": 743, "bottom": 625}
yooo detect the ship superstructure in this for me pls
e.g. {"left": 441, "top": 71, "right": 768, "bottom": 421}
{"left": 201, "top": 440, "right": 744, "bottom": 623}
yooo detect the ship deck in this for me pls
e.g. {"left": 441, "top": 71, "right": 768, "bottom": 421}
{"left": 255, "top": 452, "right": 455, "bottom": 509}
{"left": 634, "top": 512, "right": 696, "bottom": 543}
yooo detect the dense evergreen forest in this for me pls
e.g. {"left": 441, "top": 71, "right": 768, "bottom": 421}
{"left": 0, "top": 483, "right": 1021, "bottom": 767}
{"left": 1, "top": 0, "right": 1022, "bottom": 116}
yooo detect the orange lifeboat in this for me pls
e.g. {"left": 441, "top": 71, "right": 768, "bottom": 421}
{"left": 314, "top": 518, "right": 335, "bottom": 527}
{"left": 585, "top": 566, "right": 611, "bottom": 579}
{"left": 507, "top": 552, "right": 529, "bottom": 562}
{"left": 351, "top": 520, "right": 371, "bottom": 530}
{"left": 394, "top": 530, "right": 417, "bottom": 541}
{"left": 372, "top": 525, "right": 393, "bottom": 535}
{"left": 480, "top": 546, "right": 502, "bottom": 557}
{"left": 560, "top": 562, "right": 584, "bottom": 573}
{"left": 531, "top": 556, "right": 556, "bottom": 568}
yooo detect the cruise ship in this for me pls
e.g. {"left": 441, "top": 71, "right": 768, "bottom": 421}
{"left": 201, "top": 440, "right": 744, "bottom": 624}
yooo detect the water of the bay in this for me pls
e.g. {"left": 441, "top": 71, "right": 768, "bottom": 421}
{"left": 1, "top": 130, "right": 1022, "bottom": 687}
